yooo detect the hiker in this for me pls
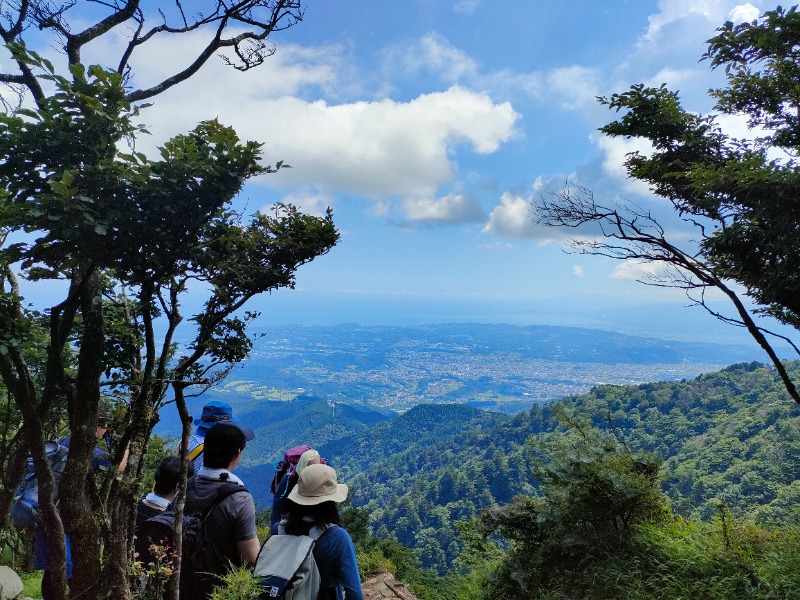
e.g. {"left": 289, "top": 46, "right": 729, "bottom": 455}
{"left": 184, "top": 420, "right": 259, "bottom": 597}
{"left": 271, "top": 447, "right": 322, "bottom": 530}
{"left": 36, "top": 404, "right": 127, "bottom": 600}
{"left": 281, "top": 464, "right": 363, "bottom": 600}
{"left": 135, "top": 456, "right": 194, "bottom": 527}
{"left": 186, "top": 400, "right": 236, "bottom": 470}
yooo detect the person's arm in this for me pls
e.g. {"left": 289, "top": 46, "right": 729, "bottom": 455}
{"left": 117, "top": 445, "right": 129, "bottom": 473}
{"left": 336, "top": 529, "right": 363, "bottom": 600}
{"left": 232, "top": 492, "right": 260, "bottom": 567}
{"left": 237, "top": 536, "right": 261, "bottom": 567}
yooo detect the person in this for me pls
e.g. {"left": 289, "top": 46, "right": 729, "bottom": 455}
{"left": 184, "top": 420, "right": 259, "bottom": 596}
{"left": 282, "top": 464, "right": 363, "bottom": 600}
{"left": 135, "top": 456, "right": 194, "bottom": 527}
{"left": 271, "top": 447, "right": 322, "bottom": 530}
{"left": 37, "top": 404, "right": 126, "bottom": 600}
{"left": 186, "top": 400, "right": 235, "bottom": 470}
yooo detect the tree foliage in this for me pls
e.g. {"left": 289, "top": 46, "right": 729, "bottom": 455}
{"left": 535, "top": 6, "right": 800, "bottom": 405}
{"left": 481, "top": 412, "right": 667, "bottom": 598}
{"left": 0, "top": 3, "right": 339, "bottom": 599}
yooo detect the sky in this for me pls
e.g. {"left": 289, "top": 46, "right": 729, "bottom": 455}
{"left": 21, "top": 0, "right": 791, "bottom": 342}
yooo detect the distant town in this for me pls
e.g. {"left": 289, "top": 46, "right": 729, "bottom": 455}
{"left": 221, "top": 323, "right": 762, "bottom": 412}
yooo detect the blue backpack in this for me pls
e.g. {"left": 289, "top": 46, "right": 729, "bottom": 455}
{"left": 11, "top": 440, "right": 70, "bottom": 530}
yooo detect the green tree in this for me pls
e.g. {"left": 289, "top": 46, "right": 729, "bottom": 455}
{"left": 535, "top": 6, "right": 800, "bottom": 405}
{"left": 0, "top": 3, "right": 338, "bottom": 600}
{"left": 482, "top": 411, "right": 667, "bottom": 598}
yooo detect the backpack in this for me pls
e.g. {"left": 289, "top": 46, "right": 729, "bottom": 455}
{"left": 10, "top": 440, "right": 69, "bottom": 530}
{"left": 134, "top": 479, "right": 246, "bottom": 599}
{"left": 254, "top": 525, "right": 334, "bottom": 600}
{"left": 270, "top": 445, "right": 312, "bottom": 495}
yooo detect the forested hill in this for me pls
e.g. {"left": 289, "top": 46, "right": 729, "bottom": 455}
{"left": 324, "top": 361, "right": 800, "bottom": 572}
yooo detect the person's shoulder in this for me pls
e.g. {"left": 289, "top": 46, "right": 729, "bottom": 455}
{"left": 321, "top": 524, "right": 352, "bottom": 544}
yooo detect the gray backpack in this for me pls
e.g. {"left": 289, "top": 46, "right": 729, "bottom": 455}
{"left": 254, "top": 525, "right": 334, "bottom": 599}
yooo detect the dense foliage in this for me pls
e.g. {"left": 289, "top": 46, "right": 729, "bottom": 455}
{"left": 321, "top": 362, "right": 800, "bottom": 574}
{"left": 536, "top": 6, "right": 800, "bottom": 404}
{"left": 0, "top": 3, "right": 338, "bottom": 598}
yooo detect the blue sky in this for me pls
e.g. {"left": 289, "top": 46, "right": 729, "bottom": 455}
{"left": 31, "top": 1, "right": 783, "bottom": 337}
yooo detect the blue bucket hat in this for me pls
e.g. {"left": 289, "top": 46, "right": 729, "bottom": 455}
{"left": 193, "top": 400, "right": 235, "bottom": 428}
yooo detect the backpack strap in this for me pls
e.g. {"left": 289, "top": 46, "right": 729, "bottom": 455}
{"left": 184, "top": 478, "right": 248, "bottom": 518}
{"left": 308, "top": 523, "right": 337, "bottom": 541}
{"left": 187, "top": 443, "right": 204, "bottom": 462}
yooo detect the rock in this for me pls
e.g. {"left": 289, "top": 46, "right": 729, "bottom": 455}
{"left": 362, "top": 572, "right": 418, "bottom": 600}
{"left": 0, "top": 566, "right": 24, "bottom": 600}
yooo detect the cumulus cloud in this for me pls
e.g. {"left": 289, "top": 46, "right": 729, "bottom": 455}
{"left": 644, "top": 67, "right": 699, "bottom": 89}
{"left": 404, "top": 33, "right": 480, "bottom": 83}
{"left": 268, "top": 190, "right": 334, "bottom": 217}
{"left": 610, "top": 260, "right": 664, "bottom": 281}
{"left": 544, "top": 66, "right": 602, "bottom": 111}
{"left": 79, "top": 32, "right": 519, "bottom": 202}
{"left": 392, "top": 33, "right": 600, "bottom": 112}
{"left": 594, "top": 134, "right": 655, "bottom": 196}
{"left": 482, "top": 192, "right": 534, "bottom": 238}
{"left": 482, "top": 191, "right": 571, "bottom": 241}
{"left": 642, "top": 0, "right": 729, "bottom": 43}
{"left": 729, "top": 4, "right": 761, "bottom": 22}
{"left": 250, "top": 89, "right": 517, "bottom": 198}
{"left": 402, "top": 193, "right": 485, "bottom": 225}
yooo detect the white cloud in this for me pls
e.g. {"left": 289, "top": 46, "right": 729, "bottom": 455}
{"left": 594, "top": 134, "right": 656, "bottom": 196}
{"left": 572, "top": 265, "right": 585, "bottom": 277}
{"left": 482, "top": 191, "right": 566, "bottom": 241}
{"left": 268, "top": 190, "right": 334, "bottom": 217}
{"left": 729, "top": 4, "right": 761, "bottom": 23}
{"left": 483, "top": 192, "right": 533, "bottom": 237}
{"left": 454, "top": 0, "right": 481, "bottom": 15}
{"left": 644, "top": 67, "right": 699, "bottom": 89}
{"left": 643, "top": 0, "right": 728, "bottom": 43}
{"left": 544, "top": 66, "right": 602, "bottom": 111}
{"left": 392, "top": 34, "right": 600, "bottom": 113}
{"left": 402, "top": 193, "right": 485, "bottom": 224}
{"left": 610, "top": 260, "right": 663, "bottom": 280}
{"left": 406, "top": 33, "right": 480, "bottom": 83}
{"left": 248, "top": 89, "right": 517, "bottom": 198}
{"left": 80, "top": 31, "right": 519, "bottom": 202}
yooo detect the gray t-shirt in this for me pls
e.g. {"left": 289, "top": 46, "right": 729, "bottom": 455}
{"left": 191, "top": 476, "right": 257, "bottom": 572}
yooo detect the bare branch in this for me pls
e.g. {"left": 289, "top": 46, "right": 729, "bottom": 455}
{"left": 535, "top": 184, "right": 800, "bottom": 405}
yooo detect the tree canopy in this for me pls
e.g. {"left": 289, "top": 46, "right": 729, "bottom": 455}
{"left": 535, "top": 6, "right": 800, "bottom": 405}
{"left": 0, "top": 3, "right": 341, "bottom": 599}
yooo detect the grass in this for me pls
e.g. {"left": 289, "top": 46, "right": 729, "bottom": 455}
{"left": 21, "top": 571, "right": 42, "bottom": 600}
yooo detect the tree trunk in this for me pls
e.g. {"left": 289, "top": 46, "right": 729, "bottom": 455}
{"left": 60, "top": 270, "right": 105, "bottom": 599}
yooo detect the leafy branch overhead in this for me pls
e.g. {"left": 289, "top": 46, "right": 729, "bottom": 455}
{"left": 0, "top": 3, "right": 339, "bottom": 599}
{"left": 535, "top": 6, "right": 800, "bottom": 406}
{"left": 0, "top": 1, "right": 304, "bottom": 104}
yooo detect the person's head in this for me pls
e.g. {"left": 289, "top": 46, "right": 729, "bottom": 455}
{"left": 153, "top": 456, "right": 194, "bottom": 498}
{"left": 193, "top": 400, "right": 235, "bottom": 431}
{"left": 96, "top": 403, "right": 113, "bottom": 440}
{"left": 288, "top": 463, "right": 347, "bottom": 505}
{"left": 296, "top": 449, "right": 321, "bottom": 475}
{"left": 202, "top": 421, "right": 255, "bottom": 470}
{"left": 283, "top": 464, "right": 348, "bottom": 533}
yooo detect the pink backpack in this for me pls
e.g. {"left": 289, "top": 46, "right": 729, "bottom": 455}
{"left": 270, "top": 445, "right": 312, "bottom": 494}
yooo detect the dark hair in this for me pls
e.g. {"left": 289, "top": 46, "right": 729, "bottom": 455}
{"left": 97, "top": 403, "right": 112, "bottom": 428}
{"left": 282, "top": 499, "right": 341, "bottom": 535}
{"left": 203, "top": 422, "right": 246, "bottom": 469}
{"left": 153, "top": 456, "right": 194, "bottom": 496}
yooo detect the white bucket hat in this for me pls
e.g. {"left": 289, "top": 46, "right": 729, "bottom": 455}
{"left": 287, "top": 463, "right": 348, "bottom": 505}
